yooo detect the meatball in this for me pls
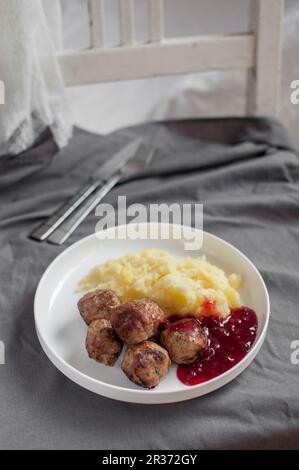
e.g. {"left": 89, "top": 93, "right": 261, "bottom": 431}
{"left": 121, "top": 341, "right": 171, "bottom": 389}
{"left": 160, "top": 318, "right": 208, "bottom": 364}
{"left": 110, "top": 298, "right": 166, "bottom": 345}
{"left": 86, "top": 318, "right": 123, "bottom": 366}
{"left": 78, "top": 289, "right": 120, "bottom": 325}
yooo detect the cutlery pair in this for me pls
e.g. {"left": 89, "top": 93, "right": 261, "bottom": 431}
{"left": 30, "top": 138, "right": 152, "bottom": 245}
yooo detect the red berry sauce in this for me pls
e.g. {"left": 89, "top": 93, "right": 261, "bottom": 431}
{"left": 176, "top": 306, "right": 258, "bottom": 386}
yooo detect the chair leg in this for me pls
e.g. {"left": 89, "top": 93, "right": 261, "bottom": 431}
{"left": 246, "top": 0, "right": 284, "bottom": 117}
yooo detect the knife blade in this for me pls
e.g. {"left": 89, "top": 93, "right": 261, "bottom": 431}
{"left": 47, "top": 149, "right": 155, "bottom": 245}
{"left": 29, "top": 137, "right": 143, "bottom": 241}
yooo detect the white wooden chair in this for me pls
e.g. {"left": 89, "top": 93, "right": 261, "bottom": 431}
{"left": 59, "top": 0, "right": 284, "bottom": 117}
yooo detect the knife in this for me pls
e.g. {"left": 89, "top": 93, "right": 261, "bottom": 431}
{"left": 47, "top": 148, "right": 155, "bottom": 245}
{"left": 30, "top": 138, "right": 143, "bottom": 241}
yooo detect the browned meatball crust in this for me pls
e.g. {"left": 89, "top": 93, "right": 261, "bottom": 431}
{"left": 121, "top": 341, "right": 171, "bottom": 389}
{"left": 78, "top": 289, "right": 121, "bottom": 325}
{"left": 160, "top": 318, "right": 208, "bottom": 364}
{"left": 110, "top": 298, "right": 166, "bottom": 345}
{"left": 86, "top": 318, "right": 123, "bottom": 366}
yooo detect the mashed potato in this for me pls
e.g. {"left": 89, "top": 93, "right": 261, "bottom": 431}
{"left": 78, "top": 249, "right": 242, "bottom": 318}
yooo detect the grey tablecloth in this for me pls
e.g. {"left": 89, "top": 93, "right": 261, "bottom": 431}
{"left": 0, "top": 118, "right": 299, "bottom": 450}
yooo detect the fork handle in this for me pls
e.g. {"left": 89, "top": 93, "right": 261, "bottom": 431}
{"left": 29, "top": 182, "right": 101, "bottom": 241}
{"left": 47, "top": 174, "right": 121, "bottom": 245}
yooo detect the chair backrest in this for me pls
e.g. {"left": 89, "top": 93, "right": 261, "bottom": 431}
{"left": 59, "top": 0, "right": 284, "bottom": 117}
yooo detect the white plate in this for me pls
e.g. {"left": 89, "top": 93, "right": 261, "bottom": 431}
{"left": 34, "top": 223, "right": 270, "bottom": 404}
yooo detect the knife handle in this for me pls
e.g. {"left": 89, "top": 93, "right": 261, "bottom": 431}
{"left": 47, "top": 173, "right": 122, "bottom": 245}
{"left": 30, "top": 181, "right": 100, "bottom": 241}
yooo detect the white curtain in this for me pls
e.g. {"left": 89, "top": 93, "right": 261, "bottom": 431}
{"left": 0, "top": 0, "right": 72, "bottom": 156}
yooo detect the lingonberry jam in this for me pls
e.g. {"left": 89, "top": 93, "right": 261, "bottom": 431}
{"left": 176, "top": 306, "right": 258, "bottom": 386}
